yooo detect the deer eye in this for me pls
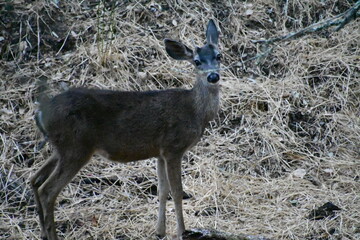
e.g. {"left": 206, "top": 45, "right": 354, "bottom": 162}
{"left": 194, "top": 59, "right": 201, "bottom": 66}
{"left": 216, "top": 54, "right": 222, "bottom": 61}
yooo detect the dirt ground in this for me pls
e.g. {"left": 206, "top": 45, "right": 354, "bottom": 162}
{"left": 1, "top": 0, "right": 359, "bottom": 239}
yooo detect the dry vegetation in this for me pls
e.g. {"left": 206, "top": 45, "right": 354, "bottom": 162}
{"left": 1, "top": 0, "right": 359, "bottom": 239}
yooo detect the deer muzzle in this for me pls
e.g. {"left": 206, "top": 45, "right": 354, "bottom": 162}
{"left": 207, "top": 72, "right": 220, "bottom": 83}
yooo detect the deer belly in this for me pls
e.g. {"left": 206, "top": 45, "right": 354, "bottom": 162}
{"left": 96, "top": 146, "right": 159, "bottom": 163}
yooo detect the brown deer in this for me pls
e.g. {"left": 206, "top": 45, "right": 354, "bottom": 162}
{"left": 31, "top": 19, "right": 221, "bottom": 240}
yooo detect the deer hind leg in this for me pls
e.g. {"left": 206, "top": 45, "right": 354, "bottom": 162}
{"left": 36, "top": 148, "right": 93, "bottom": 240}
{"left": 31, "top": 153, "right": 59, "bottom": 239}
{"left": 163, "top": 153, "right": 185, "bottom": 238}
{"left": 156, "top": 157, "right": 170, "bottom": 238}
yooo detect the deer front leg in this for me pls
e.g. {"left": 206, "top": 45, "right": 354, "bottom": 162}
{"left": 164, "top": 154, "right": 185, "bottom": 238}
{"left": 156, "top": 157, "right": 170, "bottom": 238}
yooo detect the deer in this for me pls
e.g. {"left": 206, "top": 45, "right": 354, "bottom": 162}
{"left": 31, "top": 19, "right": 222, "bottom": 240}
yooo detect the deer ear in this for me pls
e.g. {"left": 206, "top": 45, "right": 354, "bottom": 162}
{"left": 206, "top": 19, "right": 219, "bottom": 45}
{"left": 164, "top": 39, "right": 193, "bottom": 61}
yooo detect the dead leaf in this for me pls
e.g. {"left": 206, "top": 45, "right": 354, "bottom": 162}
{"left": 292, "top": 169, "right": 306, "bottom": 178}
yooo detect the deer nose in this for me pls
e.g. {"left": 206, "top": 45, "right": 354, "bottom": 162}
{"left": 207, "top": 72, "right": 220, "bottom": 83}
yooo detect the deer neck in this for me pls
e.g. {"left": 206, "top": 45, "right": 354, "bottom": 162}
{"left": 192, "top": 76, "right": 220, "bottom": 124}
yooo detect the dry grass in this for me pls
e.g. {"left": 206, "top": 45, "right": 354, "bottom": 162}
{"left": 1, "top": 0, "right": 359, "bottom": 239}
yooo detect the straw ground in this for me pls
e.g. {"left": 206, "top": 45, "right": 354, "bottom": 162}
{"left": 1, "top": 0, "right": 359, "bottom": 239}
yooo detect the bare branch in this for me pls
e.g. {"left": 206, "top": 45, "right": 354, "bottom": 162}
{"left": 335, "top": 1, "right": 360, "bottom": 31}
{"left": 252, "top": 1, "right": 360, "bottom": 45}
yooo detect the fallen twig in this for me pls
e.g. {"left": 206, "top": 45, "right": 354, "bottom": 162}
{"left": 252, "top": 1, "right": 360, "bottom": 45}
